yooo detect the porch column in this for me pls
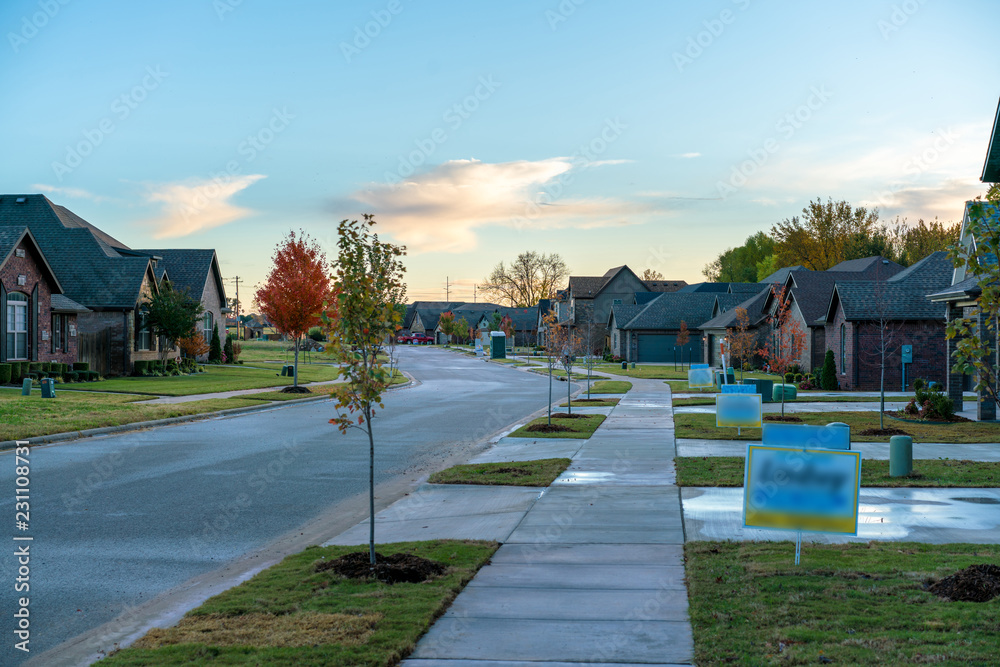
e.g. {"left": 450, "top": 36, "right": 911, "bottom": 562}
{"left": 945, "top": 304, "right": 964, "bottom": 414}
{"left": 976, "top": 309, "right": 997, "bottom": 421}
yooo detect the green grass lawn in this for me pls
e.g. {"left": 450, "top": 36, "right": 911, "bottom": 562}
{"left": 674, "top": 411, "right": 1000, "bottom": 443}
{"left": 509, "top": 413, "right": 606, "bottom": 439}
{"left": 429, "top": 458, "right": 571, "bottom": 486}
{"left": 0, "top": 390, "right": 261, "bottom": 441}
{"left": 676, "top": 456, "right": 1000, "bottom": 487}
{"left": 560, "top": 398, "right": 620, "bottom": 407}
{"left": 238, "top": 340, "right": 334, "bottom": 365}
{"left": 529, "top": 368, "right": 592, "bottom": 380}
{"left": 60, "top": 363, "right": 341, "bottom": 397}
{"left": 686, "top": 541, "right": 1000, "bottom": 665}
{"left": 591, "top": 380, "right": 632, "bottom": 394}
{"left": 665, "top": 380, "right": 717, "bottom": 394}
{"left": 103, "top": 540, "right": 498, "bottom": 666}
{"left": 236, "top": 370, "right": 408, "bottom": 402}
{"left": 672, "top": 395, "right": 890, "bottom": 406}
{"left": 596, "top": 365, "right": 776, "bottom": 381}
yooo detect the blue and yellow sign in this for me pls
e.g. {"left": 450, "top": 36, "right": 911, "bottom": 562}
{"left": 688, "top": 368, "right": 714, "bottom": 388}
{"left": 743, "top": 445, "right": 861, "bottom": 535}
{"left": 716, "top": 393, "right": 762, "bottom": 428}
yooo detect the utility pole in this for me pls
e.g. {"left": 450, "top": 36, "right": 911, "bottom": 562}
{"left": 446, "top": 276, "right": 450, "bottom": 302}
{"left": 226, "top": 276, "right": 244, "bottom": 340}
{"left": 473, "top": 284, "right": 476, "bottom": 303}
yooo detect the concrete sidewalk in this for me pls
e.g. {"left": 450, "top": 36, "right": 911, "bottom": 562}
{"left": 677, "top": 438, "right": 1000, "bottom": 461}
{"left": 330, "top": 378, "right": 694, "bottom": 666}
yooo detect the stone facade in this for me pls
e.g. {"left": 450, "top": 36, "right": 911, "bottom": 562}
{"left": 0, "top": 236, "right": 77, "bottom": 366}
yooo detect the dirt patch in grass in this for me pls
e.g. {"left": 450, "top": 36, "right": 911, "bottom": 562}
{"left": 857, "top": 426, "right": 911, "bottom": 436}
{"left": 526, "top": 423, "right": 574, "bottom": 433}
{"left": 928, "top": 564, "right": 1000, "bottom": 602}
{"left": 764, "top": 415, "right": 802, "bottom": 422}
{"left": 549, "top": 412, "right": 589, "bottom": 419}
{"left": 572, "top": 398, "right": 613, "bottom": 403}
{"left": 133, "top": 612, "right": 380, "bottom": 649}
{"left": 316, "top": 551, "right": 446, "bottom": 584}
{"left": 429, "top": 458, "right": 571, "bottom": 487}
{"left": 280, "top": 386, "right": 313, "bottom": 394}
{"left": 886, "top": 410, "right": 972, "bottom": 424}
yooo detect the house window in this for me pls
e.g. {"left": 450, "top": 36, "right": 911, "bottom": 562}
{"left": 840, "top": 323, "right": 846, "bottom": 373}
{"left": 51, "top": 314, "right": 68, "bottom": 353}
{"left": 613, "top": 299, "right": 622, "bottom": 305}
{"left": 136, "top": 308, "right": 152, "bottom": 351}
{"left": 5, "top": 292, "right": 28, "bottom": 360}
{"left": 203, "top": 311, "right": 214, "bottom": 344}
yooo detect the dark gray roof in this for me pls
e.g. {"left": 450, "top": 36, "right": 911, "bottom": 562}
{"left": 634, "top": 292, "right": 661, "bottom": 305}
{"left": 609, "top": 303, "right": 642, "bottom": 328}
{"left": 829, "top": 251, "right": 952, "bottom": 321}
{"left": 409, "top": 301, "right": 502, "bottom": 330}
{"left": 51, "top": 294, "right": 90, "bottom": 313}
{"left": 785, "top": 259, "right": 905, "bottom": 327}
{"left": 0, "top": 195, "right": 153, "bottom": 309}
{"left": 616, "top": 292, "right": 718, "bottom": 331}
{"left": 927, "top": 276, "right": 983, "bottom": 301}
{"left": 568, "top": 275, "right": 608, "bottom": 297}
{"left": 676, "top": 282, "right": 731, "bottom": 293}
{"left": 133, "top": 249, "right": 222, "bottom": 302}
{"left": 828, "top": 256, "right": 902, "bottom": 273}
{"left": 500, "top": 306, "right": 539, "bottom": 331}
{"left": 728, "top": 283, "right": 767, "bottom": 294}
{"left": 0, "top": 225, "right": 28, "bottom": 264}
{"left": 984, "top": 96, "right": 1000, "bottom": 182}
{"left": 760, "top": 265, "right": 805, "bottom": 283}
{"left": 642, "top": 279, "right": 687, "bottom": 292}
{"left": 700, "top": 289, "right": 772, "bottom": 330}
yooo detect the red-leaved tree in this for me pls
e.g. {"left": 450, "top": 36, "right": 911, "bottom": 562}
{"left": 254, "top": 231, "right": 332, "bottom": 390}
{"left": 760, "top": 284, "right": 806, "bottom": 416}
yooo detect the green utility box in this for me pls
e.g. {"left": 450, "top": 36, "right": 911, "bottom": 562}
{"left": 41, "top": 378, "right": 56, "bottom": 398}
{"left": 280, "top": 364, "right": 294, "bottom": 376}
{"left": 773, "top": 383, "right": 798, "bottom": 401}
{"left": 21, "top": 378, "right": 31, "bottom": 396}
{"left": 490, "top": 332, "right": 506, "bottom": 359}
{"left": 744, "top": 378, "right": 774, "bottom": 403}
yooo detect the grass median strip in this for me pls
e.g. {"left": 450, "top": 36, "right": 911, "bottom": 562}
{"left": 686, "top": 541, "right": 1000, "bottom": 666}
{"left": 560, "top": 398, "right": 620, "bottom": 407}
{"left": 103, "top": 539, "right": 498, "bottom": 666}
{"left": 509, "top": 413, "right": 606, "bottom": 439}
{"left": 675, "top": 456, "right": 1000, "bottom": 487}
{"left": 674, "top": 411, "right": 1000, "bottom": 444}
{"left": 0, "top": 390, "right": 262, "bottom": 441}
{"left": 591, "top": 380, "right": 632, "bottom": 394}
{"left": 429, "top": 458, "right": 571, "bottom": 487}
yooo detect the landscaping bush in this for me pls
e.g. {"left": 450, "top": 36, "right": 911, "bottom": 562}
{"left": 821, "top": 350, "right": 838, "bottom": 391}
{"left": 28, "top": 362, "right": 41, "bottom": 372}
{"left": 10, "top": 362, "right": 24, "bottom": 381}
{"left": 37, "top": 371, "right": 49, "bottom": 379}
{"left": 133, "top": 360, "right": 150, "bottom": 376}
{"left": 798, "top": 379, "right": 816, "bottom": 390}
{"left": 63, "top": 371, "right": 78, "bottom": 382}
{"left": 208, "top": 328, "right": 222, "bottom": 363}
{"left": 784, "top": 372, "right": 795, "bottom": 383}
{"left": 906, "top": 379, "right": 955, "bottom": 421}
{"left": 40, "top": 362, "right": 51, "bottom": 372}
{"left": 25, "top": 372, "right": 38, "bottom": 381}
{"left": 0, "top": 363, "right": 10, "bottom": 385}
{"left": 306, "top": 327, "right": 325, "bottom": 342}
{"left": 73, "top": 362, "right": 90, "bottom": 372}
{"left": 794, "top": 373, "right": 803, "bottom": 383}
{"left": 223, "top": 335, "right": 235, "bottom": 363}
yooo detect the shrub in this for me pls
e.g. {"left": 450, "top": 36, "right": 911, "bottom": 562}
{"left": 10, "top": 362, "right": 25, "bottom": 381}
{"left": 223, "top": 334, "right": 235, "bottom": 363}
{"left": 821, "top": 350, "right": 838, "bottom": 391}
{"left": 0, "top": 364, "right": 10, "bottom": 384}
{"left": 73, "top": 362, "right": 90, "bottom": 372}
{"left": 307, "top": 327, "right": 325, "bottom": 342}
{"left": 208, "top": 328, "right": 222, "bottom": 363}
{"left": 28, "top": 362, "right": 41, "bottom": 371}
{"left": 40, "top": 362, "right": 50, "bottom": 372}
{"left": 913, "top": 378, "right": 926, "bottom": 391}
{"left": 913, "top": 380, "right": 954, "bottom": 420}
{"left": 63, "top": 371, "right": 78, "bottom": 382}
{"left": 793, "top": 373, "right": 803, "bottom": 383}
{"left": 133, "top": 360, "right": 150, "bottom": 376}
{"left": 784, "top": 372, "right": 794, "bottom": 383}
{"left": 231, "top": 341, "right": 242, "bottom": 363}
{"left": 798, "top": 380, "right": 815, "bottom": 390}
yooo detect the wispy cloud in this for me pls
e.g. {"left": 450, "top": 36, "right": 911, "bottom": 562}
{"left": 31, "top": 184, "right": 113, "bottom": 203}
{"left": 677, "top": 152, "right": 701, "bottom": 159}
{"left": 141, "top": 175, "right": 266, "bottom": 238}
{"left": 338, "top": 158, "right": 648, "bottom": 253}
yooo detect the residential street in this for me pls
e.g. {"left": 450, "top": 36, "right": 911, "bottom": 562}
{"left": 0, "top": 347, "right": 557, "bottom": 666}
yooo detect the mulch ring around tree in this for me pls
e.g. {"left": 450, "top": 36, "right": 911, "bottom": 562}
{"left": 927, "top": 564, "right": 1000, "bottom": 602}
{"left": 316, "top": 551, "right": 446, "bottom": 584}
{"left": 526, "top": 423, "right": 575, "bottom": 433}
{"left": 857, "top": 427, "right": 911, "bottom": 437}
{"left": 886, "top": 411, "right": 972, "bottom": 424}
{"left": 280, "top": 386, "right": 313, "bottom": 394}
{"left": 549, "top": 413, "right": 590, "bottom": 419}
{"left": 763, "top": 415, "right": 803, "bottom": 423}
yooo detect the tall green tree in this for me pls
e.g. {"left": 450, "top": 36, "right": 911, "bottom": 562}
{"left": 704, "top": 231, "right": 775, "bottom": 282}
{"left": 325, "top": 215, "right": 407, "bottom": 569}
{"left": 144, "top": 279, "right": 204, "bottom": 363}
{"left": 771, "top": 198, "right": 882, "bottom": 270}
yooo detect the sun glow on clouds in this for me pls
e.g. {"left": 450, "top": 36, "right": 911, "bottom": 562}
{"left": 141, "top": 175, "right": 266, "bottom": 238}
{"left": 346, "top": 158, "right": 643, "bottom": 253}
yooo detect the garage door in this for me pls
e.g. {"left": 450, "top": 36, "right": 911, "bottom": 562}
{"left": 637, "top": 334, "right": 672, "bottom": 362}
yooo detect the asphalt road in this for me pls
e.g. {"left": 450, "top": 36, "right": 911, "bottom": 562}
{"left": 0, "top": 347, "right": 560, "bottom": 665}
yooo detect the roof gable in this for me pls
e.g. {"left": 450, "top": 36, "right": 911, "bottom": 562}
{"left": 983, "top": 96, "right": 1000, "bottom": 183}
{"left": 132, "top": 249, "right": 225, "bottom": 303}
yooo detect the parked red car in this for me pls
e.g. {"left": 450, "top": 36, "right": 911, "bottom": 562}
{"left": 398, "top": 333, "right": 434, "bottom": 345}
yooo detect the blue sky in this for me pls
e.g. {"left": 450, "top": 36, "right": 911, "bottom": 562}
{"left": 2, "top": 0, "right": 998, "bottom": 303}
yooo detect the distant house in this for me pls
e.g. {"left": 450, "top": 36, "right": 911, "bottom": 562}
{"left": 564, "top": 265, "right": 686, "bottom": 333}
{"left": 762, "top": 257, "right": 905, "bottom": 372}
{"left": 608, "top": 292, "right": 716, "bottom": 363}
{"left": 928, "top": 201, "right": 1000, "bottom": 418}
{"left": 825, "top": 251, "right": 952, "bottom": 391}
{"left": 0, "top": 225, "right": 89, "bottom": 367}
{"left": 499, "top": 306, "right": 540, "bottom": 347}
{"left": 698, "top": 286, "right": 773, "bottom": 367}
{"left": 405, "top": 301, "right": 503, "bottom": 343}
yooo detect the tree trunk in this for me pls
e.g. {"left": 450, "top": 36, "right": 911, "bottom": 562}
{"left": 293, "top": 336, "right": 300, "bottom": 388}
{"left": 366, "top": 405, "right": 376, "bottom": 569}
{"left": 880, "top": 349, "right": 886, "bottom": 430}
{"left": 548, "top": 364, "right": 553, "bottom": 426}
{"left": 567, "top": 372, "right": 572, "bottom": 415}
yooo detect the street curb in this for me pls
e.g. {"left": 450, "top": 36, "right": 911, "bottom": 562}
{"left": 0, "top": 372, "right": 414, "bottom": 452}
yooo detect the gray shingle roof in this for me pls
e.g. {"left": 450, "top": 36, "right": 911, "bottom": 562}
{"left": 617, "top": 292, "right": 718, "bottom": 331}
{"left": 927, "top": 276, "right": 983, "bottom": 301}
{"left": 642, "top": 280, "right": 687, "bottom": 292}
{"left": 728, "top": 283, "right": 767, "bottom": 294}
{"left": 760, "top": 265, "right": 805, "bottom": 283}
{"left": 500, "top": 306, "right": 538, "bottom": 330}
{"left": 830, "top": 251, "right": 953, "bottom": 321}
{"left": 133, "top": 249, "right": 221, "bottom": 301}
{"left": 609, "top": 303, "right": 642, "bottom": 328}
{"left": 787, "top": 259, "right": 905, "bottom": 327}
{"left": 50, "top": 294, "right": 90, "bottom": 313}
{"left": 634, "top": 292, "right": 661, "bottom": 305}
{"left": 0, "top": 195, "right": 152, "bottom": 309}
{"left": 828, "top": 256, "right": 902, "bottom": 273}
{"left": 676, "top": 282, "right": 731, "bottom": 293}
{"left": 0, "top": 225, "right": 28, "bottom": 264}
{"left": 700, "top": 289, "right": 772, "bottom": 330}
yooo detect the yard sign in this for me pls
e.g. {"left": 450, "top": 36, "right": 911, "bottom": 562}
{"left": 716, "top": 393, "right": 762, "bottom": 428}
{"left": 688, "top": 367, "right": 714, "bottom": 388}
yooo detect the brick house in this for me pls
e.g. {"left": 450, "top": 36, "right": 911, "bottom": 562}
{"left": 0, "top": 225, "right": 89, "bottom": 368}
{"left": 564, "top": 266, "right": 686, "bottom": 335}
{"left": 698, "top": 285, "right": 773, "bottom": 367}
{"left": 824, "top": 251, "right": 952, "bottom": 391}
{"left": 608, "top": 292, "right": 718, "bottom": 363}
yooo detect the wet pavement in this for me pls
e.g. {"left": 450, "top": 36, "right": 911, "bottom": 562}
{"left": 677, "top": 439, "right": 1000, "bottom": 461}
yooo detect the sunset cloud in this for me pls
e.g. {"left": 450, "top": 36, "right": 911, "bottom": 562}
{"left": 141, "top": 174, "right": 266, "bottom": 238}
{"left": 342, "top": 158, "right": 646, "bottom": 253}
